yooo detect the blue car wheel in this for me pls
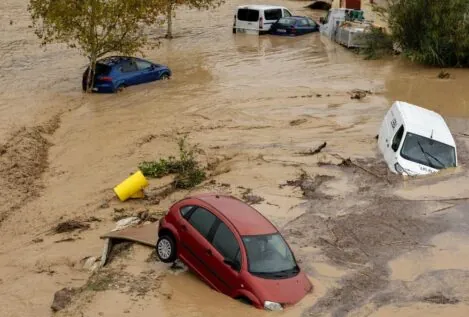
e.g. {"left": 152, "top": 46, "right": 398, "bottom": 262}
{"left": 114, "top": 84, "right": 126, "bottom": 93}
{"left": 160, "top": 72, "right": 170, "bottom": 80}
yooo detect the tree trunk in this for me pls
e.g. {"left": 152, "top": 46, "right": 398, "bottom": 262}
{"left": 86, "top": 56, "right": 97, "bottom": 93}
{"left": 165, "top": 2, "right": 173, "bottom": 39}
{"left": 86, "top": 0, "right": 99, "bottom": 93}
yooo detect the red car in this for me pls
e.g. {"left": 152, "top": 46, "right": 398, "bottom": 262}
{"left": 156, "top": 193, "right": 313, "bottom": 310}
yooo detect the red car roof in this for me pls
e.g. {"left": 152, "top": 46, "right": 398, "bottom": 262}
{"left": 188, "top": 193, "right": 278, "bottom": 236}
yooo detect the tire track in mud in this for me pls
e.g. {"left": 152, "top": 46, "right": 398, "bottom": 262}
{"left": 282, "top": 161, "right": 464, "bottom": 317}
{"left": 301, "top": 200, "right": 445, "bottom": 317}
{"left": 0, "top": 114, "right": 61, "bottom": 226}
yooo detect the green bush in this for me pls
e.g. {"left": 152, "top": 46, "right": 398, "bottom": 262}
{"left": 387, "top": 0, "right": 469, "bottom": 67}
{"left": 360, "top": 26, "right": 394, "bottom": 60}
{"left": 139, "top": 136, "right": 206, "bottom": 189}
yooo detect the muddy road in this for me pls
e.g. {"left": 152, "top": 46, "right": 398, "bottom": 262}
{"left": 1, "top": 0, "right": 469, "bottom": 316}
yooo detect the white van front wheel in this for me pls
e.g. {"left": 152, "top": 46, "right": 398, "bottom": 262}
{"left": 232, "top": 27, "right": 236, "bottom": 34}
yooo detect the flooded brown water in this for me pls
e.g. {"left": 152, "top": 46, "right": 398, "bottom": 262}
{"left": 1, "top": 0, "right": 469, "bottom": 316}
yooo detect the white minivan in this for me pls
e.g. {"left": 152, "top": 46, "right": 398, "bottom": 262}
{"left": 233, "top": 5, "right": 293, "bottom": 35}
{"left": 378, "top": 101, "right": 457, "bottom": 176}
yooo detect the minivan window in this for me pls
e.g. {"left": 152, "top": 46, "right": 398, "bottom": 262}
{"left": 392, "top": 125, "right": 404, "bottom": 152}
{"left": 400, "top": 132, "right": 456, "bottom": 169}
{"left": 283, "top": 9, "right": 292, "bottom": 17}
{"left": 264, "top": 9, "right": 282, "bottom": 21}
{"left": 212, "top": 222, "right": 240, "bottom": 267}
{"left": 188, "top": 207, "right": 216, "bottom": 238}
{"left": 237, "top": 8, "right": 259, "bottom": 22}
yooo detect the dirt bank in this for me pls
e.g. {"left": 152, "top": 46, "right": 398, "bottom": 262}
{"left": 0, "top": 115, "right": 60, "bottom": 225}
{"left": 1, "top": 0, "right": 469, "bottom": 316}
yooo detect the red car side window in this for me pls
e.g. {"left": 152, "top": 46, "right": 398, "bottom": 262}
{"left": 187, "top": 207, "right": 217, "bottom": 239}
{"left": 212, "top": 222, "right": 240, "bottom": 265}
{"left": 180, "top": 205, "right": 194, "bottom": 218}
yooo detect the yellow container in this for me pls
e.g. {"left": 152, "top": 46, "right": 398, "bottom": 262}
{"left": 114, "top": 170, "right": 149, "bottom": 202}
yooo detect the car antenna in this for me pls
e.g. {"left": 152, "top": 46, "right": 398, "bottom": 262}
{"left": 430, "top": 129, "right": 434, "bottom": 139}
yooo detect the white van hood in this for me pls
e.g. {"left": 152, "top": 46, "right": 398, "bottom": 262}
{"left": 396, "top": 101, "right": 456, "bottom": 148}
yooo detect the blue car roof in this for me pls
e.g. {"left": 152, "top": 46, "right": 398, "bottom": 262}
{"left": 286, "top": 16, "right": 310, "bottom": 19}
{"left": 97, "top": 56, "right": 155, "bottom": 67}
{"left": 97, "top": 56, "right": 133, "bottom": 66}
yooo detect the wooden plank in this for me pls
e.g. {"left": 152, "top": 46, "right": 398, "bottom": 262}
{"left": 100, "top": 222, "right": 158, "bottom": 247}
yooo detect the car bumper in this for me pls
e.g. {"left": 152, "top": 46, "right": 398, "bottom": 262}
{"left": 82, "top": 81, "right": 115, "bottom": 93}
{"left": 235, "top": 28, "right": 269, "bottom": 35}
{"left": 92, "top": 84, "right": 115, "bottom": 93}
{"left": 271, "top": 32, "right": 295, "bottom": 36}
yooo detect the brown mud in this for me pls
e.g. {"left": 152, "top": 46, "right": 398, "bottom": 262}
{"left": 2, "top": 0, "right": 469, "bottom": 316}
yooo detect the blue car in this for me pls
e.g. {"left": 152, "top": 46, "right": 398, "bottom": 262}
{"left": 82, "top": 56, "right": 172, "bottom": 93}
{"left": 269, "top": 16, "right": 319, "bottom": 36}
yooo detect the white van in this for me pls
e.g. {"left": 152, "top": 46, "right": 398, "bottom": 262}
{"left": 378, "top": 101, "right": 457, "bottom": 176}
{"left": 233, "top": 5, "right": 293, "bottom": 35}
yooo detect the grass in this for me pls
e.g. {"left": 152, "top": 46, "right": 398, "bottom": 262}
{"left": 139, "top": 136, "right": 206, "bottom": 189}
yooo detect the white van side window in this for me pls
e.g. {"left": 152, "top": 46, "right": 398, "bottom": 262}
{"left": 391, "top": 125, "right": 404, "bottom": 152}
{"left": 264, "top": 9, "right": 282, "bottom": 21}
{"left": 283, "top": 9, "right": 292, "bottom": 17}
{"left": 238, "top": 8, "right": 259, "bottom": 22}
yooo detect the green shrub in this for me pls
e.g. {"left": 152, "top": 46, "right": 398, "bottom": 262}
{"left": 139, "top": 136, "right": 206, "bottom": 189}
{"left": 360, "top": 26, "right": 394, "bottom": 60}
{"left": 387, "top": 0, "right": 469, "bottom": 67}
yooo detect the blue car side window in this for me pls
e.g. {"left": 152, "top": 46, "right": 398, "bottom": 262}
{"left": 136, "top": 60, "right": 152, "bottom": 70}
{"left": 121, "top": 61, "right": 138, "bottom": 73}
{"left": 298, "top": 19, "right": 308, "bottom": 27}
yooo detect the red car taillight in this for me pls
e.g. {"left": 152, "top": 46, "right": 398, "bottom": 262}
{"left": 98, "top": 76, "right": 112, "bottom": 82}
{"left": 259, "top": 17, "right": 264, "bottom": 29}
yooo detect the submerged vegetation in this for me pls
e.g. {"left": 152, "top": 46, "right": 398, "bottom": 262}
{"left": 139, "top": 136, "right": 206, "bottom": 189}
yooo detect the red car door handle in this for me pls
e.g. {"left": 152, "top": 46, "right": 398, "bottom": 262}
{"left": 206, "top": 249, "right": 213, "bottom": 256}
{"left": 181, "top": 224, "right": 187, "bottom": 231}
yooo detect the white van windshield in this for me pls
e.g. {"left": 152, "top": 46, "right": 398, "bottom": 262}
{"left": 400, "top": 132, "right": 456, "bottom": 169}
{"left": 237, "top": 8, "right": 259, "bottom": 22}
{"left": 264, "top": 9, "right": 282, "bottom": 21}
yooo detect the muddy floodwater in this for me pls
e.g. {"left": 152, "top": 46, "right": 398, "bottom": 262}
{"left": 1, "top": 0, "right": 469, "bottom": 316}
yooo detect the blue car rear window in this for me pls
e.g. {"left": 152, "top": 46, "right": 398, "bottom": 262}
{"left": 277, "top": 18, "right": 296, "bottom": 25}
{"left": 95, "top": 63, "right": 111, "bottom": 75}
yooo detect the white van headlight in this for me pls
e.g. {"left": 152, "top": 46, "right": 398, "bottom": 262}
{"left": 264, "top": 301, "right": 283, "bottom": 311}
{"left": 394, "top": 162, "right": 405, "bottom": 174}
